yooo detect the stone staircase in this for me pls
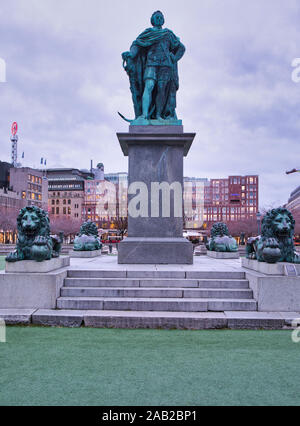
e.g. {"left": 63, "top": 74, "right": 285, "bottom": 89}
{"left": 53, "top": 269, "right": 258, "bottom": 328}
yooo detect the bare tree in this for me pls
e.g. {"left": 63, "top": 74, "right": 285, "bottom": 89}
{"left": 49, "top": 216, "right": 81, "bottom": 243}
{"left": 227, "top": 219, "right": 258, "bottom": 238}
{"left": 114, "top": 217, "right": 128, "bottom": 239}
{"left": 0, "top": 207, "right": 19, "bottom": 243}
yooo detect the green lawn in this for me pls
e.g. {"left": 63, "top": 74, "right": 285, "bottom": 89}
{"left": 0, "top": 256, "right": 5, "bottom": 270}
{"left": 1, "top": 327, "right": 300, "bottom": 406}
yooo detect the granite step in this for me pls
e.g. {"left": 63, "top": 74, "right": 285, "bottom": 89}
{"left": 83, "top": 311, "right": 227, "bottom": 329}
{"left": 67, "top": 270, "right": 184, "bottom": 279}
{"left": 64, "top": 278, "right": 249, "bottom": 289}
{"left": 64, "top": 278, "right": 141, "bottom": 288}
{"left": 83, "top": 311, "right": 284, "bottom": 330}
{"left": 61, "top": 287, "right": 253, "bottom": 299}
{"left": 67, "top": 270, "right": 246, "bottom": 280}
{"left": 57, "top": 297, "right": 257, "bottom": 312}
{"left": 184, "top": 289, "right": 253, "bottom": 299}
{"left": 3, "top": 309, "right": 290, "bottom": 329}
{"left": 36, "top": 310, "right": 228, "bottom": 329}
{"left": 196, "top": 279, "right": 249, "bottom": 289}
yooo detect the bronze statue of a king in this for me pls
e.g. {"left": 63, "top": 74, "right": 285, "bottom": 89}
{"left": 120, "top": 10, "right": 185, "bottom": 124}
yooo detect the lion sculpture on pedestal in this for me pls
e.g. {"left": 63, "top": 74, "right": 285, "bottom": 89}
{"left": 246, "top": 207, "right": 300, "bottom": 264}
{"left": 6, "top": 206, "right": 63, "bottom": 263}
{"left": 73, "top": 220, "right": 102, "bottom": 251}
{"left": 206, "top": 222, "right": 238, "bottom": 252}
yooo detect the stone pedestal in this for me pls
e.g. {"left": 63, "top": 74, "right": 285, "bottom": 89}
{"left": 207, "top": 251, "right": 239, "bottom": 259}
{"left": 242, "top": 258, "right": 300, "bottom": 275}
{"left": 194, "top": 245, "right": 207, "bottom": 256}
{"left": 69, "top": 250, "right": 101, "bottom": 258}
{"left": 5, "top": 256, "right": 70, "bottom": 273}
{"left": 0, "top": 256, "right": 69, "bottom": 309}
{"left": 242, "top": 258, "right": 300, "bottom": 311}
{"left": 117, "top": 126, "right": 195, "bottom": 264}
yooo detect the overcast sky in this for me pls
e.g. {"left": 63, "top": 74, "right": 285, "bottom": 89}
{"left": 1, "top": 0, "right": 300, "bottom": 208}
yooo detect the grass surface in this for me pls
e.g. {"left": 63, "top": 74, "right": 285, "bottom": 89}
{"left": 0, "top": 256, "right": 5, "bottom": 270}
{"left": 1, "top": 327, "right": 300, "bottom": 406}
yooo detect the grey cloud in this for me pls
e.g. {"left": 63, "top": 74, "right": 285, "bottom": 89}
{"left": 0, "top": 0, "right": 300, "bottom": 208}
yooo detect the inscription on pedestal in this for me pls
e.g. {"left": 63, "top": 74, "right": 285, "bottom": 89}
{"left": 284, "top": 264, "right": 298, "bottom": 277}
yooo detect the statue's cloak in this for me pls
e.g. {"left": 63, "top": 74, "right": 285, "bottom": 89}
{"left": 133, "top": 27, "right": 180, "bottom": 50}
{"left": 125, "top": 28, "right": 181, "bottom": 119}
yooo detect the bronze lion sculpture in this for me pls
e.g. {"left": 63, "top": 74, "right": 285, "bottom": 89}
{"left": 246, "top": 207, "right": 300, "bottom": 264}
{"left": 6, "top": 206, "right": 63, "bottom": 262}
{"left": 206, "top": 222, "right": 238, "bottom": 252}
{"left": 73, "top": 220, "right": 102, "bottom": 251}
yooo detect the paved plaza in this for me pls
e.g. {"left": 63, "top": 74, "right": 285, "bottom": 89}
{"left": 67, "top": 254, "right": 244, "bottom": 271}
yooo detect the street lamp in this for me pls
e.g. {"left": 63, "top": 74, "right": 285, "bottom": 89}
{"left": 256, "top": 211, "right": 262, "bottom": 235}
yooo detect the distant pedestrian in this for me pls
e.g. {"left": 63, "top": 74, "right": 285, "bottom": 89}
{"left": 109, "top": 243, "right": 113, "bottom": 254}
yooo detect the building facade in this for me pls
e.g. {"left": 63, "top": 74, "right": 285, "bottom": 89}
{"left": 184, "top": 175, "right": 259, "bottom": 229}
{"left": 9, "top": 167, "right": 48, "bottom": 211}
{"left": 0, "top": 165, "right": 48, "bottom": 243}
{"left": 82, "top": 171, "right": 258, "bottom": 231}
{"left": 286, "top": 186, "right": 300, "bottom": 215}
{"left": 82, "top": 167, "right": 128, "bottom": 228}
{"left": 83, "top": 179, "right": 117, "bottom": 226}
{"left": 105, "top": 172, "right": 128, "bottom": 219}
{"left": 44, "top": 164, "right": 259, "bottom": 234}
{"left": 0, "top": 187, "right": 25, "bottom": 212}
{"left": 46, "top": 168, "right": 91, "bottom": 222}
{"left": 204, "top": 175, "right": 259, "bottom": 225}
{"left": 0, "top": 161, "right": 13, "bottom": 189}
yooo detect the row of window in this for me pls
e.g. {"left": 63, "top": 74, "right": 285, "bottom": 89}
{"left": 203, "top": 206, "right": 257, "bottom": 214}
{"left": 202, "top": 214, "right": 257, "bottom": 221}
{"left": 50, "top": 199, "right": 80, "bottom": 208}
{"left": 28, "top": 183, "right": 42, "bottom": 193}
{"left": 23, "top": 192, "right": 42, "bottom": 201}
{"left": 50, "top": 191, "right": 83, "bottom": 197}
{"left": 229, "top": 177, "right": 257, "bottom": 185}
{"left": 28, "top": 174, "right": 42, "bottom": 185}
{"left": 48, "top": 184, "right": 83, "bottom": 190}
{"left": 51, "top": 207, "right": 72, "bottom": 215}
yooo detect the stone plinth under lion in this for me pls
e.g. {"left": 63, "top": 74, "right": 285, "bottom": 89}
{"left": 242, "top": 208, "right": 300, "bottom": 312}
{"left": 1, "top": 206, "right": 69, "bottom": 309}
{"left": 206, "top": 223, "right": 239, "bottom": 259}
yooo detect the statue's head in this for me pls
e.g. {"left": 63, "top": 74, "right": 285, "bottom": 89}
{"left": 210, "top": 222, "right": 229, "bottom": 238}
{"left": 151, "top": 11, "right": 165, "bottom": 28}
{"left": 262, "top": 207, "right": 295, "bottom": 239}
{"left": 79, "top": 220, "right": 99, "bottom": 237}
{"left": 17, "top": 206, "right": 50, "bottom": 237}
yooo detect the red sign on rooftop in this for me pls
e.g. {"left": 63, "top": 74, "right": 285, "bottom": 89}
{"left": 11, "top": 122, "right": 18, "bottom": 136}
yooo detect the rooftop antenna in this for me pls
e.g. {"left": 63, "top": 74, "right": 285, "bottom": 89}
{"left": 10, "top": 122, "right": 18, "bottom": 167}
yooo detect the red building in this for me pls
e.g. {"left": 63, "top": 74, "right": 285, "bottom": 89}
{"left": 184, "top": 175, "right": 259, "bottom": 230}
